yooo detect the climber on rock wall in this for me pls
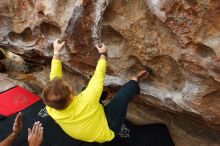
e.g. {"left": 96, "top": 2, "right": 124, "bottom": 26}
{"left": 42, "top": 39, "right": 152, "bottom": 143}
{"left": 0, "top": 112, "right": 44, "bottom": 146}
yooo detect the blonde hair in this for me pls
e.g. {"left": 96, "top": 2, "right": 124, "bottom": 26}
{"left": 42, "top": 77, "right": 73, "bottom": 109}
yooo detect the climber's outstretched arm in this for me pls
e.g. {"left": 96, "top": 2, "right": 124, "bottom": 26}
{"left": 81, "top": 44, "right": 108, "bottom": 103}
{"left": 50, "top": 39, "right": 65, "bottom": 81}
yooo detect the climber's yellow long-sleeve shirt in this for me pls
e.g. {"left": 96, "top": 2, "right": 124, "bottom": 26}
{"left": 46, "top": 59, "right": 115, "bottom": 143}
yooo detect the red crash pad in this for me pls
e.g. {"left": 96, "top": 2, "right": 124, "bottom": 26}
{"left": 0, "top": 86, "right": 40, "bottom": 116}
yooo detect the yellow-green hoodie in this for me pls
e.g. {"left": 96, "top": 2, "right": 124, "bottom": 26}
{"left": 46, "top": 59, "right": 115, "bottom": 143}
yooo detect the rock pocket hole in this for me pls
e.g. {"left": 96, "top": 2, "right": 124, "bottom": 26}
{"left": 40, "top": 22, "right": 61, "bottom": 43}
{"left": 195, "top": 43, "right": 216, "bottom": 58}
{"left": 8, "top": 28, "right": 36, "bottom": 44}
{"left": 148, "top": 55, "right": 186, "bottom": 92}
{"left": 101, "top": 25, "right": 125, "bottom": 58}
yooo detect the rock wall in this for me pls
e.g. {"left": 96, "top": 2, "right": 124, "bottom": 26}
{"left": 0, "top": 0, "right": 220, "bottom": 145}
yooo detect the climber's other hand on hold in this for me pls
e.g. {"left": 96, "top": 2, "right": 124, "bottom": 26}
{"left": 95, "top": 43, "right": 108, "bottom": 54}
{"left": 53, "top": 39, "right": 65, "bottom": 54}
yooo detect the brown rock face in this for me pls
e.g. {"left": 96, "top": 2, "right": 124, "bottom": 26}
{"left": 0, "top": 0, "right": 220, "bottom": 145}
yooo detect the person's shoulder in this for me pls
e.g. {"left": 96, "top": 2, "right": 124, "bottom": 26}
{"left": 45, "top": 106, "right": 53, "bottom": 115}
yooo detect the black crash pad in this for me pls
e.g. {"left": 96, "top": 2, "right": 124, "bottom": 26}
{"left": 0, "top": 100, "right": 175, "bottom": 146}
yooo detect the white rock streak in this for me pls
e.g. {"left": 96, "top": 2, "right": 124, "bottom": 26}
{"left": 92, "top": 0, "right": 109, "bottom": 45}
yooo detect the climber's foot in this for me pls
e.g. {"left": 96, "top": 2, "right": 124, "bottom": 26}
{"left": 132, "top": 67, "right": 153, "bottom": 82}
